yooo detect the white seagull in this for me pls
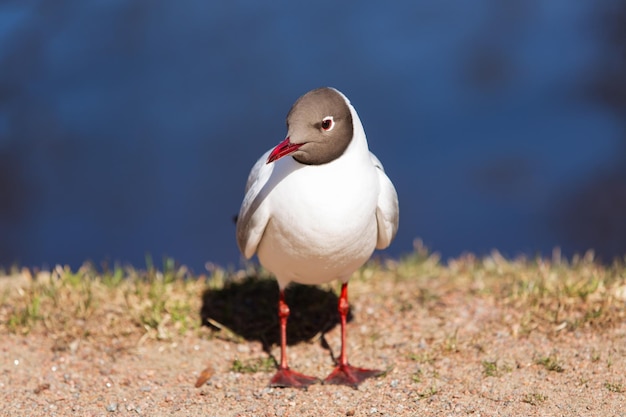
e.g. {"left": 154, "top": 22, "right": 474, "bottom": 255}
{"left": 236, "top": 87, "right": 399, "bottom": 388}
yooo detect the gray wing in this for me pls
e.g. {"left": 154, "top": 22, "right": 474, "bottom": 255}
{"left": 370, "top": 152, "right": 399, "bottom": 249}
{"left": 236, "top": 150, "right": 273, "bottom": 258}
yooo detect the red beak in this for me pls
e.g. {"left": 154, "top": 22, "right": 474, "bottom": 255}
{"left": 266, "top": 137, "right": 303, "bottom": 164}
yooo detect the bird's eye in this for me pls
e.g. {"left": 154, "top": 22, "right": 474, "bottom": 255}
{"left": 321, "top": 116, "right": 334, "bottom": 131}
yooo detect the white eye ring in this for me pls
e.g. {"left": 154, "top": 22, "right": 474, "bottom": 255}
{"left": 321, "top": 116, "right": 335, "bottom": 131}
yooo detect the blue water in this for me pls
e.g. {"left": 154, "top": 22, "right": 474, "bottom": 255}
{"left": 1, "top": 1, "right": 625, "bottom": 270}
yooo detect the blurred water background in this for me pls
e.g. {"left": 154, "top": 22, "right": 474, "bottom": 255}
{"left": 1, "top": 1, "right": 625, "bottom": 271}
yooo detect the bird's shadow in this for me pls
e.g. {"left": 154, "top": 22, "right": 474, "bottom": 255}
{"left": 200, "top": 274, "right": 353, "bottom": 353}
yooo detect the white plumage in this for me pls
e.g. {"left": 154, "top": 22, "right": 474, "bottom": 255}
{"left": 236, "top": 89, "right": 398, "bottom": 288}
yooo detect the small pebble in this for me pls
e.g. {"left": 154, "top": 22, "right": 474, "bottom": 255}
{"left": 34, "top": 383, "right": 50, "bottom": 394}
{"left": 106, "top": 403, "right": 118, "bottom": 412}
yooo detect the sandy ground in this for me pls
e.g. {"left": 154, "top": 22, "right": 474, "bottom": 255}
{"left": 1, "top": 269, "right": 626, "bottom": 417}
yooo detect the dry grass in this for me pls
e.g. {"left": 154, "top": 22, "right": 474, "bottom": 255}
{"left": 1, "top": 244, "right": 625, "bottom": 348}
{"left": 0, "top": 259, "right": 217, "bottom": 349}
{"left": 386, "top": 244, "right": 626, "bottom": 335}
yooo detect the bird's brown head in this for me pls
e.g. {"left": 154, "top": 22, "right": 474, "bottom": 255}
{"left": 266, "top": 87, "right": 354, "bottom": 165}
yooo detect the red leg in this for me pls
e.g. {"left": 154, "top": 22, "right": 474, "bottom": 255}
{"left": 269, "top": 290, "right": 319, "bottom": 388}
{"left": 324, "top": 283, "right": 383, "bottom": 387}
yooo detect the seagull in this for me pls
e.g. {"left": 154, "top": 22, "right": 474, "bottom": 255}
{"left": 236, "top": 87, "right": 399, "bottom": 388}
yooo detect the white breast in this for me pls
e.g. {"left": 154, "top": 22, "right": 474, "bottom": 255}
{"left": 257, "top": 149, "right": 379, "bottom": 288}
{"left": 237, "top": 94, "right": 397, "bottom": 289}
